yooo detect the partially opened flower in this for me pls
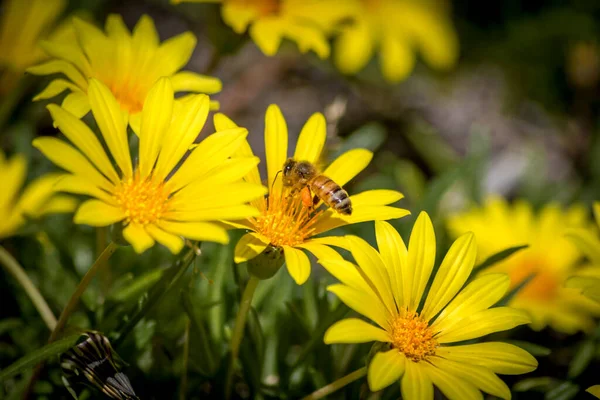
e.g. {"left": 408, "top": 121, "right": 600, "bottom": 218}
{"left": 323, "top": 214, "right": 537, "bottom": 398}
{"left": 566, "top": 202, "right": 600, "bottom": 303}
{"left": 28, "top": 14, "right": 222, "bottom": 133}
{"left": 0, "top": 150, "right": 76, "bottom": 240}
{"left": 216, "top": 104, "right": 409, "bottom": 284}
{"left": 334, "top": 0, "right": 458, "bottom": 82}
{"left": 0, "top": 0, "right": 73, "bottom": 94}
{"left": 448, "top": 197, "right": 600, "bottom": 333}
{"left": 173, "top": 0, "right": 353, "bottom": 59}
{"left": 33, "top": 77, "right": 265, "bottom": 253}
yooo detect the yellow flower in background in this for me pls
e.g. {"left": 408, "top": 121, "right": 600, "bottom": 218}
{"left": 323, "top": 214, "right": 537, "bottom": 398}
{"left": 0, "top": 0, "right": 72, "bottom": 94}
{"left": 173, "top": 0, "right": 352, "bottom": 59}
{"left": 28, "top": 14, "right": 222, "bottom": 133}
{"left": 566, "top": 202, "right": 600, "bottom": 303}
{"left": 216, "top": 105, "right": 409, "bottom": 284}
{"left": 448, "top": 197, "right": 600, "bottom": 334}
{"left": 334, "top": 0, "right": 458, "bottom": 82}
{"left": 33, "top": 77, "right": 265, "bottom": 254}
{"left": 0, "top": 150, "right": 76, "bottom": 240}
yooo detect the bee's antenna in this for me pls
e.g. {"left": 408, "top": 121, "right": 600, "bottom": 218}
{"left": 269, "top": 170, "right": 283, "bottom": 208}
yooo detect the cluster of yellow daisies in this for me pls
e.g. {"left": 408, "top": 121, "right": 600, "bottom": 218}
{"left": 1, "top": 0, "right": 600, "bottom": 398}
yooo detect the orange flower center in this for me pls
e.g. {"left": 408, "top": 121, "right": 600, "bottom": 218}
{"left": 229, "top": 0, "right": 281, "bottom": 16}
{"left": 509, "top": 257, "right": 560, "bottom": 301}
{"left": 113, "top": 173, "right": 171, "bottom": 225}
{"left": 390, "top": 311, "right": 438, "bottom": 362}
{"left": 109, "top": 82, "right": 145, "bottom": 114}
{"left": 250, "top": 187, "right": 322, "bottom": 248}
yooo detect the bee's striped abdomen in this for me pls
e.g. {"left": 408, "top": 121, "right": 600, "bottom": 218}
{"left": 311, "top": 175, "right": 352, "bottom": 215}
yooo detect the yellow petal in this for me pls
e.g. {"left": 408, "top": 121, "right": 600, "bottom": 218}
{"left": 139, "top": 77, "right": 174, "bottom": 178}
{"left": 32, "top": 137, "right": 114, "bottom": 192}
{"left": 132, "top": 14, "right": 159, "bottom": 47}
{"left": 351, "top": 190, "right": 404, "bottom": 206}
{"left": 123, "top": 223, "right": 155, "bottom": 254}
{"left": 74, "top": 200, "right": 124, "bottom": 226}
{"left": 155, "top": 94, "right": 210, "bottom": 179}
{"left": 327, "top": 284, "right": 390, "bottom": 330}
{"left": 419, "top": 362, "right": 481, "bottom": 400}
{"left": 87, "top": 79, "right": 132, "bottom": 178}
{"left": 566, "top": 276, "right": 600, "bottom": 303}
{"left": 39, "top": 196, "right": 78, "bottom": 216}
{"left": 164, "top": 205, "right": 259, "bottom": 222}
{"left": 430, "top": 357, "right": 510, "bottom": 399}
{"left": 565, "top": 228, "right": 600, "bottom": 264}
{"left": 283, "top": 246, "right": 311, "bottom": 285}
{"left": 33, "top": 79, "right": 80, "bottom": 101}
{"left": 172, "top": 182, "right": 266, "bottom": 211}
{"left": 158, "top": 220, "right": 229, "bottom": 244}
{"left": 16, "top": 173, "right": 65, "bottom": 216}
{"left": 437, "top": 307, "right": 531, "bottom": 343}
{"left": 368, "top": 350, "right": 405, "bottom": 392}
{"left": 54, "top": 175, "right": 114, "bottom": 204}
{"left": 105, "top": 13, "right": 131, "bottom": 39}
{"left": 317, "top": 259, "right": 374, "bottom": 294}
{"left": 27, "top": 60, "right": 87, "bottom": 89}
{"left": 39, "top": 40, "right": 92, "bottom": 78}
{"left": 280, "top": 20, "right": 330, "bottom": 58}
{"left": 156, "top": 31, "right": 197, "bottom": 76}
{"left": 0, "top": 153, "right": 26, "bottom": 212}
{"left": 421, "top": 232, "right": 477, "bottom": 321}
{"left": 432, "top": 274, "right": 510, "bottom": 334}
{"left": 190, "top": 157, "right": 261, "bottom": 186}
{"left": 170, "top": 71, "right": 222, "bottom": 94}
{"left": 234, "top": 232, "right": 270, "bottom": 263}
{"left": 297, "top": 241, "right": 343, "bottom": 262}
{"left": 587, "top": 386, "right": 600, "bottom": 399}
{"left": 312, "top": 206, "right": 410, "bottom": 236}
{"left": 401, "top": 361, "right": 433, "bottom": 400}
{"left": 293, "top": 112, "right": 326, "bottom": 164}
{"left": 594, "top": 202, "right": 600, "bottom": 228}
{"left": 323, "top": 149, "right": 372, "bottom": 187}
{"left": 406, "top": 212, "right": 436, "bottom": 311}
{"left": 325, "top": 318, "right": 390, "bottom": 344}
{"left": 345, "top": 235, "right": 396, "bottom": 315}
{"left": 214, "top": 113, "right": 239, "bottom": 131}
{"left": 61, "top": 92, "right": 91, "bottom": 119}
{"left": 129, "top": 112, "right": 142, "bottom": 136}
{"left": 380, "top": 35, "right": 415, "bottom": 83}
{"left": 47, "top": 104, "right": 119, "bottom": 184}
{"left": 375, "top": 220, "right": 408, "bottom": 312}
{"left": 264, "top": 104, "right": 288, "bottom": 189}
{"left": 436, "top": 342, "right": 538, "bottom": 375}
{"left": 145, "top": 224, "right": 185, "bottom": 254}
{"left": 334, "top": 19, "right": 373, "bottom": 75}
{"left": 249, "top": 19, "right": 283, "bottom": 56}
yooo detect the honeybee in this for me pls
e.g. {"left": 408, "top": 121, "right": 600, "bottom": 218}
{"left": 282, "top": 158, "right": 352, "bottom": 215}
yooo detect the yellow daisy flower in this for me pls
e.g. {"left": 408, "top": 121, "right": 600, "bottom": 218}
{"left": 566, "top": 202, "right": 600, "bottom": 303}
{"left": 27, "top": 14, "right": 222, "bottom": 133}
{"left": 323, "top": 214, "right": 537, "bottom": 398}
{"left": 448, "top": 197, "right": 600, "bottom": 334}
{"left": 0, "top": 149, "right": 76, "bottom": 240}
{"left": 32, "top": 77, "right": 266, "bottom": 254}
{"left": 0, "top": 0, "right": 72, "bottom": 94}
{"left": 173, "top": 0, "right": 352, "bottom": 58}
{"left": 215, "top": 104, "right": 409, "bottom": 284}
{"left": 334, "top": 0, "right": 458, "bottom": 82}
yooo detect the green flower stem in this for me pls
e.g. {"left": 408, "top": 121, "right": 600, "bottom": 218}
{"left": 0, "top": 245, "right": 57, "bottom": 331}
{"left": 301, "top": 367, "right": 367, "bottom": 400}
{"left": 225, "top": 275, "right": 260, "bottom": 399}
{"left": 96, "top": 227, "right": 111, "bottom": 295}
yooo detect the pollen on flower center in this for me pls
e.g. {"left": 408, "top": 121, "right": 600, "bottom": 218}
{"left": 250, "top": 188, "right": 321, "bottom": 248}
{"left": 390, "top": 311, "right": 438, "bottom": 362}
{"left": 113, "top": 173, "right": 171, "bottom": 225}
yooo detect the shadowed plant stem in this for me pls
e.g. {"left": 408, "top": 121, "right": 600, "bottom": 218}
{"left": 301, "top": 367, "right": 367, "bottom": 400}
{"left": 0, "top": 245, "right": 57, "bottom": 331}
{"left": 225, "top": 274, "right": 260, "bottom": 399}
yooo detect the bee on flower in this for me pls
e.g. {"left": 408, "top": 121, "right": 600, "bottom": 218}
{"left": 28, "top": 14, "right": 222, "bottom": 133}
{"left": 215, "top": 104, "right": 409, "bottom": 284}
{"left": 33, "top": 77, "right": 266, "bottom": 254}
{"left": 448, "top": 197, "right": 600, "bottom": 334}
{"left": 323, "top": 214, "right": 538, "bottom": 398}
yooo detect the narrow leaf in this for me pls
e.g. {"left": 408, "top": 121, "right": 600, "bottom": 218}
{"left": 473, "top": 245, "right": 529, "bottom": 274}
{"left": 568, "top": 340, "right": 595, "bottom": 378}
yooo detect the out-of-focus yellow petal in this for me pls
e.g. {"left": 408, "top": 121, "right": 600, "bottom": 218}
{"left": 53, "top": 175, "right": 114, "bottom": 204}
{"left": 327, "top": 283, "right": 389, "bottom": 330}
{"left": 325, "top": 318, "right": 389, "bottom": 344}
{"left": 406, "top": 212, "right": 436, "bottom": 311}
{"left": 0, "top": 153, "right": 26, "bottom": 211}
{"left": 139, "top": 77, "right": 174, "bottom": 178}
{"left": 145, "top": 224, "right": 185, "bottom": 254}
{"left": 27, "top": 60, "right": 87, "bottom": 89}
{"left": 264, "top": 104, "right": 288, "bottom": 190}
{"left": 587, "top": 386, "right": 600, "bottom": 399}
{"left": 170, "top": 71, "right": 222, "bottom": 94}
{"left": 38, "top": 195, "right": 77, "bottom": 215}
{"left": 368, "top": 350, "right": 405, "bottom": 392}
{"left": 156, "top": 31, "right": 197, "bottom": 76}
{"left": 16, "top": 173, "right": 64, "bottom": 216}
{"left": 293, "top": 112, "right": 326, "bottom": 164}
{"left": 565, "top": 276, "right": 600, "bottom": 303}
{"left": 87, "top": 79, "right": 132, "bottom": 178}
{"left": 421, "top": 233, "right": 477, "bottom": 321}
{"left": 39, "top": 40, "right": 92, "bottom": 77}
{"left": 61, "top": 91, "right": 91, "bottom": 119}
{"left": 334, "top": 19, "right": 373, "bottom": 75}
{"left": 123, "top": 223, "right": 155, "bottom": 254}
{"left": 401, "top": 362, "right": 433, "bottom": 400}
{"left": 436, "top": 342, "right": 538, "bottom": 375}
{"left": 323, "top": 149, "right": 372, "bottom": 187}
{"left": 283, "top": 245, "right": 311, "bottom": 284}
{"left": 74, "top": 199, "right": 124, "bottom": 226}
{"left": 249, "top": 19, "right": 283, "bottom": 56}
{"left": 419, "top": 362, "right": 480, "bottom": 400}
{"left": 33, "top": 79, "right": 81, "bottom": 100}
{"left": 234, "top": 232, "right": 270, "bottom": 263}
{"left": 565, "top": 228, "right": 600, "bottom": 264}
{"left": 380, "top": 35, "right": 414, "bottom": 83}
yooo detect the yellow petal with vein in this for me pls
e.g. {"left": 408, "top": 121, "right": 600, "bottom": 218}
{"left": 164, "top": 205, "right": 259, "bottom": 222}
{"left": 171, "top": 71, "right": 222, "bottom": 94}
{"left": 74, "top": 200, "right": 124, "bottom": 226}
{"left": 234, "top": 232, "right": 269, "bottom": 263}
{"left": 54, "top": 175, "right": 114, "bottom": 204}
{"left": 298, "top": 242, "right": 343, "bottom": 262}
{"left": 214, "top": 113, "right": 239, "bottom": 131}
{"left": 565, "top": 228, "right": 600, "bottom": 264}
{"left": 159, "top": 220, "right": 229, "bottom": 244}
{"left": 419, "top": 362, "right": 480, "bottom": 400}
{"left": 368, "top": 350, "right": 405, "bottom": 392}
{"left": 156, "top": 31, "right": 196, "bottom": 76}
{"left": 283, "top": 246, "right": 311, "bottom": 285}
{"left": 323, "top": 148, "right": 372, "bottom": 187}
{"left": 62, "top": 92, "right": 91, "bottom": 119}
{"left": 318, "top": 259, "right": 373, "bottom": 293}
{"left": 351, "top": 189, "right": 404, "bottom": 206}
{"left": 146, "top": 224, "right": 184, "bottom": 254}
{"left": 123, "top": 223, "right": 155, "bottom": 254}
{"left": 401, "top": 361, "right": 433, "bottom": 400}
{"left": 264, "top": 104, "right": 288, "bottom": 189}
{"left": 327, "top": 283, "right": 389, "bottom": 330}
{"left": 171, "top": 182, "right": 266, "bottom": 211}
{"left": 407, "top": 212, "right": 436, "bottom": 311}
{"left": 293, "top": 112, "right": 326, "bottom": 164}
{"left": 325, "top": 318, "right": 389, "bottom": 344}
{"left": 27, "top": 60, "right": 87, "bottom": 89}
{"left": 375, "top": 220, "right": 408, "bottom": 312}
{"left": 33, "top": 79, "right": 80, "bottom": 100}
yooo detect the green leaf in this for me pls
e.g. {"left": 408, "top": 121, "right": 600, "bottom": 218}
{"left": 568, "top": 340, "right": 595, "bottom": 378}
{"left": 494, "top": 273, "right": 535, "bottom": 307}
{"left": 393, "top": 159, "right": 426, "bottom": 203}
{"left": 513, "top": 377, "right": 557, "bottom": 392}
{"left": 332, "top": 122, "right": 387, "bottom": 159}
{"left": 181, "top": 290, "right": 217, "bottom": 376}
{"left": 0, "top": 333, "right": 81, "bottom": 381}
{"left": 107, "top": 268, "right": 164, "bottom": 302}
{"left": 505, "top": 340, "right": 551, "bottom": 356}
{"left": 546, "top": 381, "right": 580, "bottom": 400}
{"left": 473, "top": 245, "right": 529, "bottom": 274}
{"left": 404, "top": 120, "right": 459, "bottom": 174}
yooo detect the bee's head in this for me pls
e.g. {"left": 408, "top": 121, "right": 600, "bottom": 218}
{"left": 282, "top": 158, "right": 296, "bottom": 186}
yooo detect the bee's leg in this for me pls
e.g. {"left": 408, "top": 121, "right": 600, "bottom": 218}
{"left": 301, "top": 186, "right": 314, "bottom": 212}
